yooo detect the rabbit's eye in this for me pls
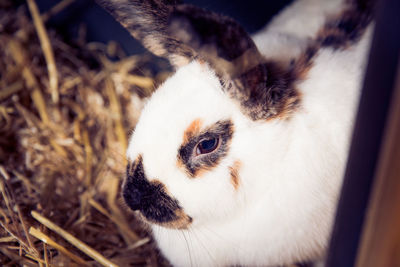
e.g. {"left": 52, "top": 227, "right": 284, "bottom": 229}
{"left": 195, "top": 137, "right": 219, "bottom": 155}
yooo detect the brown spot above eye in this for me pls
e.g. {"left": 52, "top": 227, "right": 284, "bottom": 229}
{"left": 183, "top": 118, "right": 203, "bottom": 145}
{"left": 176, "top": 118, "right": 203, "bottom": 170}
{"left": 229, "top": 160, "right": 241, "bottom": 190}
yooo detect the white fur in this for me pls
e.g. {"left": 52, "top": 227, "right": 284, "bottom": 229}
{"left": 262, "top": 0, "right": 345, "bottom": 39}
{"left": 126, "top": 1, "right": 373, "bottom": 266}
{"left": 252, "top": 0, "right": 345, "bottom": 62}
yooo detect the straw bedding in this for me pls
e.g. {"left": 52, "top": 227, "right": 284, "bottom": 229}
{"left": 0, "top": 0, "right": 171, "bottom": 265}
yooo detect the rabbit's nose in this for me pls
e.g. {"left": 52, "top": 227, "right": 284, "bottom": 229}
{"left": 123, "top": 185, "right": 142, "bottom": 211}
{"left": 130, "top": 188, "right": 142, "bottom": 210}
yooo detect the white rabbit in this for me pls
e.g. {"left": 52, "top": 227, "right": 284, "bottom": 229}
{"left": 98, "top": 0, "right": 374, "bottom": 266}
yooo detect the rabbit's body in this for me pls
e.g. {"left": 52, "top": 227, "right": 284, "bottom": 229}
{"left": 135, "top": 27, "right": 372, "bottom": 267}
{"left": 97, "top": 0, "right": 374, "bottom": 266}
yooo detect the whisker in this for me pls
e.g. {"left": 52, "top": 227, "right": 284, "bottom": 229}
{"left": 199, "top": 222, "right": 248, "bottom": 260}
{"left": 180, "top": 229, "right": 194, "bottom": 267}
{"left": 188, "top": 226, "right": 218, "bottom": 267}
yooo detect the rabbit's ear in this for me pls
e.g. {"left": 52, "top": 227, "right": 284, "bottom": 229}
{"left": 168, "top": 4, "right": 264, "bottom": 78}
{"left": 96, "top": 0, "right": 195, "bottom": 67}
{"left": 98, "top": 0, "right": 299, "bottom": 120}
{"left": 168, "top": 5, "right": 299, "bottom": 120}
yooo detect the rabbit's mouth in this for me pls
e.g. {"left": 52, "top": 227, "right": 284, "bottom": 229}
{"left": 137, "top": 207, "right": 193, "bottom": 229}
{"left": 123, "top": 155, "right": 193, "bottom": 229}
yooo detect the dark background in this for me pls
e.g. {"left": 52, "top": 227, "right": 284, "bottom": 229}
{"left": 32, "top": 0, "right": 293, "bottom": 56}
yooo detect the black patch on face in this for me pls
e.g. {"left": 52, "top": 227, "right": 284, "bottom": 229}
{"left": 123, "top": 156, "right": 183, "bottom": 224}
{"left": 178, "top": 120, "right": 234, "bottom": 177}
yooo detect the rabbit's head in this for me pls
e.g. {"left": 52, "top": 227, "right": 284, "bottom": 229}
{"left": 98, "top": 1, "right": 302, "bottom": 229}
{"left": 124, "top": 61, "right": 288, "bottom": 229}
{"left": 124, "top": 61, "right": 244, "bottom": 228}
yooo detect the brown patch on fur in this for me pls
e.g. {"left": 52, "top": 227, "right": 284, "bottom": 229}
{"left": 137, "top": 210, "right": 192, "bottom": 229}
{"left": 189, "top": 165, "right": 208, "bottom": 178}
{"left": 197, "top": 58, "right": 206, "bottom": 65}
{"left": 291, "top": 45, "right": 319, "bottom": 80}
{"left": 176, "top": 156, "right": 184, "bottom": 169}
{"left": 183, "top": 118, "right": 203, "bottom": 145}
{"left": 229, "top": 160, "right": 241, "bottom": 190}
{"left": 187, "top": 150, "right": 224, "bottom": 178}
{"left": 158, "top": 209, "right": 193, "bottom": 229}
{"left": 270, "top": 90, "right": 303, "bottom": 121}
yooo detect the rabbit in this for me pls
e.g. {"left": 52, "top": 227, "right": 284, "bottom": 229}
{"left": 97, "top": 0, "right": 374, "bottom": 266}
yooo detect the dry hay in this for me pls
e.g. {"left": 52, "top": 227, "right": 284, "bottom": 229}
{"left": 0, "top": 0, "right": 171, "bottom": 265}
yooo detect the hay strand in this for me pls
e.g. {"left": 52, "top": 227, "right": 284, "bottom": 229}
{"left": 0, "top": 247, "right": 37, "bottom": 267}
{"left": 29, "top": 227, "right": 89, "bottom": 266}
{"left": 105, "top": 77, "right": 128, "bottom": 156}
{"left": 0, "top": 81, "right": 24, "bottom": 101}
{"left": 83, "top": 128, "right": 93, "bottom": 187}
{"left": 8, "top": 39, "right": 50, "bottom": 124}
{"left": 41, "top": 0, "right": 76, "bottom": 22}
{"left": 31, "top": 211, "right": 119, "bottom": 267}
{"left": 89, "top": 198, "right": 140, "bottom": 244}
{"left": 27, "top": 0, "right": 59, "bottom": 103}
{"left": 16, "top": 205, "right": 37, "bottom": 254}
{"left": 0, "top": 221, "right": 30, "bottom": 252}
